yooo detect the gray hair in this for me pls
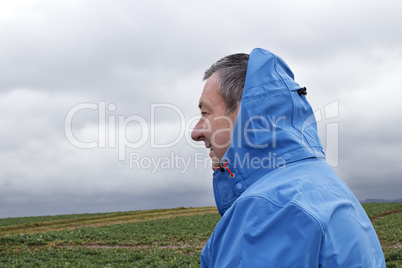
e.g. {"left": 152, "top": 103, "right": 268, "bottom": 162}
{"left": 203, "top": 53, "right": 249, "bottom": 114}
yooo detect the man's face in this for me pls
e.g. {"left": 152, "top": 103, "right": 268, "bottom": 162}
{"left": 191, "top": 73, "right": 239, "bottom": 167}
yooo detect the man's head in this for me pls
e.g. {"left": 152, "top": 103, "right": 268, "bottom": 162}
{"left": 191, "top": 53, "right": 249, "bottom": 167}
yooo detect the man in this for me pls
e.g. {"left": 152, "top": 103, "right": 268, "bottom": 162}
{"left": 191, "top": 48, "right": 385, "bottom": 267}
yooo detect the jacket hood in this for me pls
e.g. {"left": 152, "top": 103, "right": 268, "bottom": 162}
{"left": 213, "top": 48, "right": 325, "bottom": 216}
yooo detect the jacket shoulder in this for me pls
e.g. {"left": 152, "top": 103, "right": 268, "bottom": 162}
{"left": 232, "top": 160, "right": 385, "bottom": 267}
{"left": 202, "top": 196, "right": 323, "bottom": 267}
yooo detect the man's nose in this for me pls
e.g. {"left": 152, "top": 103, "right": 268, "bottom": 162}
{"left": 191, "top": 119, "right": 205, "bottom": 142}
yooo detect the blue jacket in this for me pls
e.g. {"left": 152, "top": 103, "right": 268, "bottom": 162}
{"left": 200, "top": 48, "right": 385, "bottom": 267}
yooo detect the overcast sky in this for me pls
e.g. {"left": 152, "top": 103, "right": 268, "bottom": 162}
{"left": 1, "top": 0, "right": 401, "bottom": 218}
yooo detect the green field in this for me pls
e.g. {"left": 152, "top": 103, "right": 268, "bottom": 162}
{"left": 0, "top": 203, "right": 401, "bottom": 267}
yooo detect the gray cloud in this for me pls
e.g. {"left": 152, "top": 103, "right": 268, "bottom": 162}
{"left": 1, "top": 0, "right": 401, "bottom": 218}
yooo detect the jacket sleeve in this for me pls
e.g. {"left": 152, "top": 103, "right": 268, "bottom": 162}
{"left": 205, "top": 196, "right": 323, "bottom": 268}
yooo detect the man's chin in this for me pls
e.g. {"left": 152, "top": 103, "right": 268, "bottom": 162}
{"left": 210, "top": 155, "right": 221, "bottom": 170}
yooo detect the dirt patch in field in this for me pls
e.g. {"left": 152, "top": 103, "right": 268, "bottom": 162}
{"left": 56, "top": 241, "right": 207, "bottom": 250}
{"left": 370, "top": 207, "right": 402, "bottom": 223}
{"left": 382, "top": 243, "right": 402, "bottom": 249}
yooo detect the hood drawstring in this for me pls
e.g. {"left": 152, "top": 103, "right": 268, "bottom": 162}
{"left": 214, "top": 160, "right": 235, "bottom": 178}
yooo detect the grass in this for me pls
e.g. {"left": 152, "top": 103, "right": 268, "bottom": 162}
{"left": 0, "top": 207, "right": 218, "bottom": 236}
{"left": 362, "top": 202, "right": 402, "bottom": 267}
{"left": 361, "top": 202, "right": 402, "bottom": 218}
{"left": 1, "top": 247, "right": 201, "bottom": 268}
{"left": 0, "top": 213, "right": 221, "bottom": 246}
{"left": 0, "top": 207, "right": 220, "bottom": 267}
{"left": 0, "top": 204, "right": 401, "bottom": 267}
